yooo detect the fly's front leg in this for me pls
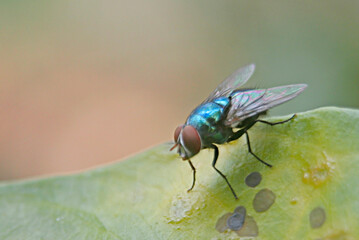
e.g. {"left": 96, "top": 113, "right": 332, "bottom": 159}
{"left": 187, "top": 159, "right": 196, "bottom": 192}
{"left": 245, "top": 131, "right": 272, "bottom": 167}
{"left": 210, "top": 144, "right": 238, "bottom": 200}
{"left": 256, "top": 114, "right": 296, "bottom": 126}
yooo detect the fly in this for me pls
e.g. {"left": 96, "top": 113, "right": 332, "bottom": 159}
{"left": 171, "top": 64, "right": 307, "bottom": 199}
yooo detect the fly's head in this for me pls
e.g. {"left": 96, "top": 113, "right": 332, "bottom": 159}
{"left": 171, "top": 124, "right": 201, "bottom": 160}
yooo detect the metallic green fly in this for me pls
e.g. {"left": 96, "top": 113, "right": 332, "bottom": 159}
{"left": 171, "top": 64, "right": 307, "bottom": 199}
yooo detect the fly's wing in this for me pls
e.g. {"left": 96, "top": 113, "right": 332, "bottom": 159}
{"left": 225, "top": 84, "right": 307, "bottom": 127}
{"left": 202, "top": 64, "right": 255, "bottom": 104}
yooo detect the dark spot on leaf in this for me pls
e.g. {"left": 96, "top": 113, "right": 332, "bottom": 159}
{"left": 253, "top": 188, "right": 276, "bottom": 212}
{"left": 234, "top": 206, "right": 246, "bottom": 216}
{"left": 310, "top": 207, "right": 326, "bottom": 229}
{"left": 227, "top": 207, "right": 246, "bottom": 231}
{"left": 235, "top": 216, "right": 258, "bottom": 237}
{"left": 216, "top": 206, "right": 258, "bottom": 236}
{"left": 215, "top": 212, "right": 231, "bottom": 233}
{"left": 245, "top": 172, "right": 262, "bottom": 188}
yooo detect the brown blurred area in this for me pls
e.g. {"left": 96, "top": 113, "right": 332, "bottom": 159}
{"left": 1, "top": 1, "right": 359, "bottom": 180}
{"left": 0, "top": 1, "right": 224, "bottom": 180}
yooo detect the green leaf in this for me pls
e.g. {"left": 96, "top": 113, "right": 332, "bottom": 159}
{"left": 1, "top": 107, "right": 358, "bottom": 240}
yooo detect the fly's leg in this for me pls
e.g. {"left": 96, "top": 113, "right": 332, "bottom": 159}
{"left": 226, "top": 115, "right": 295, "bottom": 169}
{"left": 227, "top": 128, "right": 246, "bottom": 142}
{"left": 256, "top": 114, "right": 296, "bottom": 126}
{"left": 210, "top": 144, "right": 238, "bottom": 200}
{"left": 245, "top": 131, "right": 272, "bottom": 167}
{"left": 187, "top": 159, "right": 196, "bottom": 192}
{"left": 228, "top": 126, "right": 272, "bottom": 167}
{"left": 247, "top": 114, "right": 296, "bottom": 167}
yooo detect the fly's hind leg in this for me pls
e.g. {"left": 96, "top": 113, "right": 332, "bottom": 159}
{"left": 256, "top": 114, "right": 296, "bottom": 126}
{"left": 244, "top": 114, "right": 296, "bottom": 167}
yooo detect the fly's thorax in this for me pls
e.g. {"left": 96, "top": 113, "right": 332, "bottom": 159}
{"left": 186, "top": 99, "right": 233, "bottom": 146}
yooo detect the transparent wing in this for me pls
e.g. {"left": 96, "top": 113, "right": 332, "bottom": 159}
{"left": 224, "top": 84, "right": 307, "bottom": 127}
{"left": 202, "top": 64, "right": 255, "bottom": 103}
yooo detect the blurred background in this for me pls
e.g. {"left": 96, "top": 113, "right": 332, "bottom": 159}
{"left": 0, "top": 1, "right": 358, "bottom": 180}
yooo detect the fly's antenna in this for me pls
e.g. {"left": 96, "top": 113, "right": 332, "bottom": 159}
{"left": 170, "top": 143, "right": 178, "bottom": 151}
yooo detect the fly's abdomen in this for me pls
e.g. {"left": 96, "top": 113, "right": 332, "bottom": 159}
{"left": 186, "top": 97, "right": 232, "bottom": 146}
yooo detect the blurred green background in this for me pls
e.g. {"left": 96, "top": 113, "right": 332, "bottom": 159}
{"left": 0, "top": 1, "right": 358, "bottom": 180}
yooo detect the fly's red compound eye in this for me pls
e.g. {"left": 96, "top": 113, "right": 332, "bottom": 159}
{"left": 182, "top": 125, "right": 201, "bottom": 155}
{"left": 174, "top": 125, "right": 183, "bottom": 142}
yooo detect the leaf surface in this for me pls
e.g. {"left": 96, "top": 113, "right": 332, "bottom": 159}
{"left": 1, "top": 107, "right": 358, "bottom": 240}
